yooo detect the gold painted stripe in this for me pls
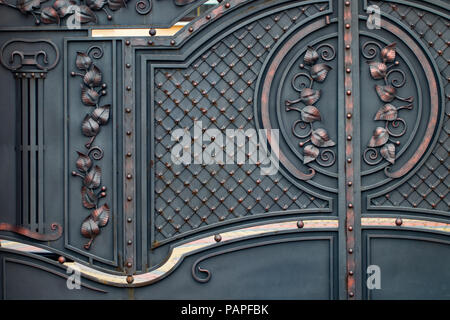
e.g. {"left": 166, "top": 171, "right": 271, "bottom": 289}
{"left": 0, "top": 240, "right": 50, "bottom": 253}
{"left": 69, "top": 219, "right": 338, "bottom": 286}
{"left": 2, "top": 219, "right": 337, "bottom": 286}
{"left": 362, "top": 217, "right": 450, "bottom": 233}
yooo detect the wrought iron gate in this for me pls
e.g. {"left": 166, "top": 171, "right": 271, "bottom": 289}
{"left": 0, "top": 0, "right": 448, "bottom": 299}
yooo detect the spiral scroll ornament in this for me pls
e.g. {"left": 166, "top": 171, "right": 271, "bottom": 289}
{"left": 285, "top": 45, "right": 336, "bottom": 167}
{"left": 362, "top": 42, "right": 414, "bottom": 166}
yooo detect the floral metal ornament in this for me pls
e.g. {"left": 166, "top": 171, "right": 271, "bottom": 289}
{"left": 0, "top": 0, "right": 195, "bottom": 25}
{"left": 285, "top": 45, "right": 336, "bottom": 167}
{"left": 71, "top": 46, "right": 110, "bottom": 250}
{"left": 362, "top": 42, "right": 414, "bottom": 166}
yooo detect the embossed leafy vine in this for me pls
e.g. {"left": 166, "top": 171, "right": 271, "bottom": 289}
{"left": 0, "top": 0, "right": 201, "bottom": 25}
{"left": 285, "top": 45, "right": 336, "bottom": 167}
{"left": 362, "top": 42, "right": 414, "bottom": 165}
{"left": 71, "top": 47, "right": 110, "bottom": 250}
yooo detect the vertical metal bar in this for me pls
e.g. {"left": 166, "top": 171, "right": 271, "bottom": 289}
{"left": 21, "top": 78, "right": 29, "bottom": 228}
{"left": 140, "top": 54, "right": 148, "bottom": 271}
{"left": 15, "top": 76, "right": 22, "bottom": 226}
{"left": 29, "top": 79, "right": 37, "bottom": 232}
{"left": 342, "top": 0, "right": 362, "bottom": 299}
{"left": 123, "top": 39, "right": 136, "bottom": 280}
{"left": 37, "top": 78, "right": 44, "bottom": 233}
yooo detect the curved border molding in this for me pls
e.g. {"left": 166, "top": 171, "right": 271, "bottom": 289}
{"left": 2, "top": 219, "right": 338, "bottom": 287}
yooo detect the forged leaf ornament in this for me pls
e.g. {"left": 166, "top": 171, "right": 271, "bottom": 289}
{"left": 81, "top": 186, "right": 97, "bottom": 209}
{"left": 374, "top": 104, "right": 398, "bottom": 121}
{"left": 86, "top": 0, "right": 106, "bottom": 10}
{"left": 301, "top": 105, "right": 321, "bottom": 123}
{"left": 40, "top": 6, "right": 60, "bottom": 24}
{"left": 368, "top": 62, "right": 387, "bottom": 80}
{"left": 311, "top": 128, "right": 335, "bottom": 148}
{"left": 368, "top": 127, "right": 389, "bottom": 147}
{"left": 375, "top": 85, "right": 396, "bottom": 102}
{"left": 81, "top": 114, "right": 100, "bottom": 137}
{"left": 91, "top": 104, "right": 110, "bottom": 125}
{"left": 300, "top": 88, "right": 321, "bottom": 105}
{"left": 92, "top": 204, "right": 110, "bottom": 227}
{"left": 81, "top": 217, "right": 100, "bottom": 239}
{"left": 381, "top": 43, "right": 396, "bottom": 63}
{"left": 303, "top": 145, "right": 319, "bottom": 164}
{"left": 17, "top": 0, "right": 42, "bottom": 13}
{"left": 81, "top": 87, "right": 100, "bottom": 106}
{"left": 76, "top": 151, "right": 92, "bottom": 172}
{"left": 380, "top": 143, "right": 396, "bottom": 164}
{"left": 310, "top": 64, "right": 331, "bottom": 82}
{"left": 75, "top": 5, "right": 97, "bottom": 24}
{"left": 83, "top": 65, "right": 102, "bottom": 88}
{"left": 304, "top": 46, "right": 319, "bottom": 65}
{"left": 84, "top": 165, "right": 101, "bottom": 189}
{"left": 76, "top": 52, "right": 92, "bottom": 70}
{"left": 53, "top": 0, "right": 76, "bottom": 17}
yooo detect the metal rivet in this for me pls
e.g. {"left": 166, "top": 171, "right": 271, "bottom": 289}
{"left": 348, "top": 248, "right": 353, "bottom": 254}
{"left": 347, "top": 113, "right": 352, "bottom": 119}
{"left": 126, "top": 275, "right": 134, "bottom": 284}
{"left": 127, "top": 218, "right": 132, "bottom": 223}
{"left": 126, "top": 86, "right": 131, "bottom": 91}
{"left": 349, "top": 270, "right": 354, "bottom": 276}
{"left": 347, "top": 135, "right": 352, "bottom": 141}
{"left": 127, "top": 196, "right": 132, "bottom": 201}
{"left": 206, "top": 15, "right": 211, "bottom": 20}
{"left": 348, "top": 203, "right": 353, "bottom": 208}
{"left": 346, "top": 90, "right": 352, "bottom": 96}
{"left": 345, "top": 1, "right": 350, "bottom": 6}
{"left": 127, "top": 174, "right": 132, "bottom": 179}
{"left": 349, "top": 292, "right": 354, "bottom": 297}
{"left": 346, "top": 44, "right": 350, "bottom": 49}
{"left": 346, "top": 68, "right": 351, "bottom": 73}
{"left": 127, "top": 240, "right": 133, "bottom": 245}
{"left": 126, "top": 64, "right": 131, "bottom": 68}
{"left": 126, "top": 152, "right": 132, "bottom": 157}
{"left": 125, "top": 40, "right": 130, "bottom": 46}
{"left": 126, "top": 131, "right": 132, "bottom": 136}
{"left": 348, "top": 226, "right": 353, "bottom": 231}
{"left": 148, "top": 40, "right": 153, "bottom": 45}
{"left": 395, "top": 218, "right": 403, "bottom": 226}
{"left": 149, "top": 29, "right": 156, "bottom": 36}
{"left": 225, "top": 2, "right": 230, "bottom": 8}
{"left": 345, "top": 24, "right": 350, "bottom": 29}
{"left": 188, "top": 27, "right": 194, "bottom": 33}
{"left": 214, "top": 234, "right": 222, "bottom": 242}
{"left": 348, "top": 181, "right": 353, "bottom": 187}
{"left": 170, "top": 40, "right": 176, "bottom": 46}
{"left": 127, "top": 262, "right": 132, "bottom": 268}
{"left": 297, "top": 220, "right": 304, "bottom": 229}
{"left": 58, "top": 256, "right": 66, "bottom": 264}
{"left": 125, "top": 108, "right": 131, "bottom": 113}
{"left": 347, "top": 158, "right": 352, "bottom": 163}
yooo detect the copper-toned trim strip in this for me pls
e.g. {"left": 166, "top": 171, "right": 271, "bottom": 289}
{"left": 260, "top": 18, "right": 329, "bottom": 181}
{"left": 0, "top": 223, "right": 62, "bottom": 241}
{"left": 62, "top": 219, "right": 338, "bottom": 287}
{"left": 362, "top": 217, "right": 450, "bottom": 233}
{"left": 343, "top": 0, "right": 355, "bottom": 300}
{"left": 381, "top": 20, "right": 439, "bottom": 178}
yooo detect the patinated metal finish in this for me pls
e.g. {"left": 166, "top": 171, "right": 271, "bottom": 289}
{"left": 0, "top": 0, "right": 448, "bottom": 299}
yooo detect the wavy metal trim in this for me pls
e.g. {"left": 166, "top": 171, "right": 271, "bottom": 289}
{"left": 30, "top": 219, "right": 338, "bottom": 287}
{"left": 0, "top": 223, "right": 63, "bottom": 241}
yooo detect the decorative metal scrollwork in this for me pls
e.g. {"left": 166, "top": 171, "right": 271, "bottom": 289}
{"left": 362, "top": 42, "right": 414, "bottom": 166}
{"left": 71, "top": 46, "right": 110, "bottom": 250}
{"left": 0, "top": 0, "right": 201, "bottom": 25}
{"left": 285, "top": 45, "right": 336, "bottom": 167}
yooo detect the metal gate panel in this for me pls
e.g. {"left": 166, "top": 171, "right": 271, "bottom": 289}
{"left": 0, "top": 0, "right": 448, "bottom": 299}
